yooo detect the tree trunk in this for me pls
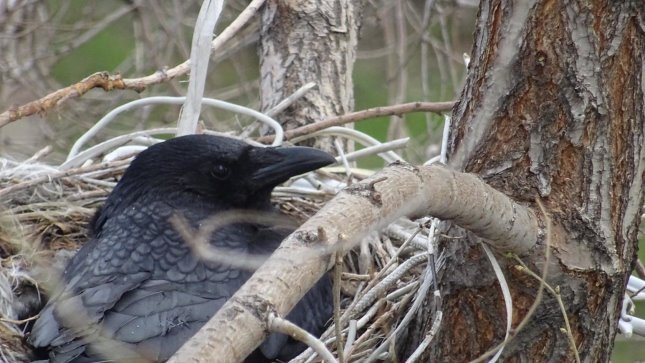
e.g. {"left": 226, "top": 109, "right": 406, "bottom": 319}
{"left": 401, "top": 0, "right": 644, "bottom": 361}
{"left": 258, "top": 0, "right": 362, "bottom": 151}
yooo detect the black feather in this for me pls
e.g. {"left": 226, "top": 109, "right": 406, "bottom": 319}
{"left": 29, "top": 135, "right": 335, "bottom": 362}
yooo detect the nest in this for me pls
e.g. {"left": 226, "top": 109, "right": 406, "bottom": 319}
{"left": 0, "top": 142, "right": 438, "bottom": 363}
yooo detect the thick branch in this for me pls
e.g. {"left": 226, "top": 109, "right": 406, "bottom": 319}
{"left": 167, "top": 163, "right": 539, "bottom": 363}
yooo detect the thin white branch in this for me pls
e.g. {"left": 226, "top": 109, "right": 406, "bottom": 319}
{"left": 404, "top": 310, "right": 443, "bottom": 363}
{"left": 290, "top": 127, "right": 403, "bottom": 163}
{"left": 176, "top": 0, "right": 224, "bottom": 136}
{"left": 62, "top": 127, "right": 176, "bottom": 169}
{"left": 353, "top": 253, "right": 427, "bottom": 316}
{"left": 356, "top": 300, "right": 385, "bottom": 329}
{"left": 343, "top": 320, "right": 358, "bottom": 357}
{"left": 267, "top": 313, "right": 337, "bottom": 363}
{"left": 334, "top": 139, "right": 352, "bottom": 177}
{"left": 481, "top": 243, "right": 512, "bottom": 363}
{"left": 386, "top": 281, "right": 419, "bottom": 301}
{"left": 627, "top": 275, "right": 645, "bottom": 300}
{"left": 62, "top": 128, "right": 269, "bottom": 170}
{"left": 384, "top": 222, "right": 429, "bottom": 251}
{"left": 425, "top": 114, "right": 450, "bottom": 165}
{"left": 620, "top": 277, "right": 645, "bottom": 337}
{"left": 266, "top": 82, "right": 317, "bottom": 117}
{"left": 440, "top": 114, "right": 450, "bottom": 163}
{"left": 67, "top": 96, "right": 284, "bottom": 161}
{"left": 342, "top": 138, "right": 409, "bottom": 163}
{"left": 209, "top": 0, "right": 265, "bottom": 54}
{"left": 240, "top": 82, "right": 317, "bottom": 139}
{"left": 365, "top": 230, "right": 439, "bottom": 362}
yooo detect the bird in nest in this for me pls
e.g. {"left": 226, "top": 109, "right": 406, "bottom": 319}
{"left": 28, "top": 134, "right": 335, "bottom": 363}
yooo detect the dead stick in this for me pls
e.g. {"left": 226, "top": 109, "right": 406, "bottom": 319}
{"left": 0, "top": 0, "right": 267, "bottom": 128}
{"left": 256, "top": 101, "right": 455, "bottom": 144}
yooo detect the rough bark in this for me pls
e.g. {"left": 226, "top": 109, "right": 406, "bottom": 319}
{"left": 258, "top": 0, "right": 362, "bottom": 151}
{"left": 401, "top": 0, "right": 644, "bottom": 361}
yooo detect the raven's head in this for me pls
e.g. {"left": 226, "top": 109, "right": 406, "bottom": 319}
{"left": 91, "top": 135, "right": 335, "bottom": 233}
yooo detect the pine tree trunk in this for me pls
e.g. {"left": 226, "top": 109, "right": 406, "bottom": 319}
{"left": 401, "top": 0, "right": 644, "bottom": 361}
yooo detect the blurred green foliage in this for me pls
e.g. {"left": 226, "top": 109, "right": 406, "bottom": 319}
{"left": 50, "top": 0, "right": 134, "bottom": 82}
{"left": 52, "top": 23, "right": 134, "bottom": 83}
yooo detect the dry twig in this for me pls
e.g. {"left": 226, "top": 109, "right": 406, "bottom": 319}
{"left": 0, "top": 0, "right": 267, "bottom": 128}
{"left": 257, "top": 101, "right": 455, "bottom": 144}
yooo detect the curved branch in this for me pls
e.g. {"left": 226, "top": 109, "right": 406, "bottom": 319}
{"left": 167, "top": 163, "right": 540, "bottom": 363}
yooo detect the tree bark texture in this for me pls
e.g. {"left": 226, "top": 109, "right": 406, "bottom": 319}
{"left": 259, "top": 0, "right": 362, "bottom": 151}
{"left": 402, "top": 0, "right": 644, "bottom": 362}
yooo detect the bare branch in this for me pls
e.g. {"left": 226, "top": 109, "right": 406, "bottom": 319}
{"left": 0, "top": 72, "right": 128, "bottom": 128}
{"left": 176, "top": 0, "right": 224, "bottom": 136}
{"left": 0, "top": 159, "right": 131, "bottom": 199}
{"left": 404, "top": 310, "right": 442, "bottom": 363}
{"left": 167, "top": 163, "right": 540, "bottom": 363}
{"left": 267, "top": 313, "right": 337, "bottom": 363}
{"left": 333, "top": 254, "right": 345, "bottom": 363}
{"left": 0, "top": 0, "right": 267, "bottom": 128}
{"left": 256, "top": 101, "right": 455, "bottom": 144}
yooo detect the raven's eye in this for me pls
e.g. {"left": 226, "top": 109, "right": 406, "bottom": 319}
{"left": 210, "top": 164, "right": 231, "bottom": 180}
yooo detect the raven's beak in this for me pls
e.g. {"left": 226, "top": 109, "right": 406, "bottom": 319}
{"left": 251, "top": 146, "right": 336, "bottom": 187}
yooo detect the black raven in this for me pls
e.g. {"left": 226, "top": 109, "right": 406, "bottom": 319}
{"left": 29, "top": 135, "right": 335, "bottom": 363}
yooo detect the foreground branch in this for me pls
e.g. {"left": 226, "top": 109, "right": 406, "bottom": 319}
{"left": 167, "top": 163, "right": 540, "bottom": 363}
